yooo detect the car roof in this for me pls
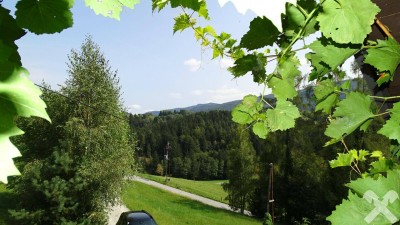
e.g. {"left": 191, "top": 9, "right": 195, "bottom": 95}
{"left": 126, "top": 211, "right": 152, "bottom": 221}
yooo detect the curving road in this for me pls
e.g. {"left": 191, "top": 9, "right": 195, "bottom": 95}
{"left": 108, "top": 176, "right": 251, "bottom": 224}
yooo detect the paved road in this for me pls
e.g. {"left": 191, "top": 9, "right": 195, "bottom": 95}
{"left": 107, "top": 176, "right": 251, "bottom": 224}
{"left": 130, "top": 176, "right": 251, "bottom": 215}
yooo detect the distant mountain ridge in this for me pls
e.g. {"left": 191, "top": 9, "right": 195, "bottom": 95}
{"left": 145, "top": 79, "right": 361, "bottom": 116}
{"left": 146, "top": 99, "right": 244, "bottom": 115}
{"left": 146, "top": 93, "right": 275, "bottom": 115}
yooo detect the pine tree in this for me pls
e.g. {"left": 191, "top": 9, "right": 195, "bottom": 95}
{"left": 223, "top": 126, "right": 257, "bottom": 214}
{"left": 10, "top": 36, "right": 133, "bottom": 224}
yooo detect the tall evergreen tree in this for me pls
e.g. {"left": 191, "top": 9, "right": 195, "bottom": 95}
{"left": 223, "top": 126, "right": 256, "bottom": 214}
{"left": 10, "top": 36, "right": 133, "bottom": 224}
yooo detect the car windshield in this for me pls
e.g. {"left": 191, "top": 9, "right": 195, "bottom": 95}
{"left": 128, "top": 220, "right": 157, "bottom": 225}
{"left": 126, "top": 212, "right": 158, "bottom": 225}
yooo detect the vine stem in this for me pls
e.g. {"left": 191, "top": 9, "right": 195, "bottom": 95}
{"left": 370, "top": 95, "right": 400, "bottom": 100}
{"left": 280, "top": 1, "right": 322, "bottom": 59}
{"left": 375, "top": 18, "right": 397, "bottom": 43}
{"left": 341, "top": 140, "right": 362, "bottom": 176}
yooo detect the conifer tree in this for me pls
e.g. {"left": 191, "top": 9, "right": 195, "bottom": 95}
{"left": 223, "top": 126, "right": 256, "bottom": 214}
{"left": 10, "top": 36, "right": 133, "bottom": 224}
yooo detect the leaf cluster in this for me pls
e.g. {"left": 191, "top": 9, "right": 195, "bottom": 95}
{"left": 154, "top": 0, "right": 400, "bottom": 224}
{"left": 0, "top": 0, "right": 138, "bottom": 184}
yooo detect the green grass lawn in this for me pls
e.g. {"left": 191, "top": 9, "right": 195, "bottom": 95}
{"left": 139, "top": 174, "right": 228, "bottom": 204}
{"left": 122, "top": 181, "right": 261, "bottom": 225}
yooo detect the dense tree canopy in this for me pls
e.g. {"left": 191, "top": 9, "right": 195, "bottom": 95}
{"left": 9, "top": 37, "right": 134, "bottom": 225}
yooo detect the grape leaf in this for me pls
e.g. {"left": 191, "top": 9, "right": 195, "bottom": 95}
{"left": 315, "top": 79, "right": 336, "bottom": 100}
{"left": 306, "top": 53, "right": 331, "bottom": 80}
{"left": 378, "top": 102, "right": 400, "bottom": 142}
{"left": 328, "top": 170, "right": 400, "bottom": 225}
{"left": 217, "top": 0, "right": 296, "bottom": 32}
{"left": 378, "top": 119, "right": 400, "bottom": 143}
{"left": 173, "top": 14, "right": 192, "bottom": 33}
{"left": 269, "top": 77, "right": 297, "bottom": 101}
{"left": 240, "top": 16, "right": 279, "bottom": 50}
{"left": 390, "top": 102, "right": 400, "bottom": 121}
{"left": 370, "top": 159, "right": 394, "bottom": 175}
{"left": 253, "top": 121, "right": 269, "bottom": 139}
{"left": 364, "top": 38, "right": 400, "bottom": 77}
{"left": 325, "top": 92, "right": 374, "bottom": 144}
{"left": 315, "top": 79, "right": 339, "bottom": 114}
{"left": 330, "top": 152, "right": 354, "bottom": 168}
{"left": 0, "top": 66, "right": 50, "bottom": 183}
{"left": 228, "top": 53, "right": 267, "bottom": 83}
{"left": 317, "top": 0, "right": 380, "bottom": 44}
{"left": 283, "top": 0, "right": 317, "bottom": 38}
{"left": 266, "top": 100, "right": 300, "bottom": 131}
{"left": 15, "top": 0, "right": 74, "bottom": 34}
{"left": 268, "top": 54, "right": 300, "bottom": 101}
{"left": 308, "top": 38, "right": 361, "bottom": 70}
{"left": 0, "top": 7, "right": 26, "bottom": 44}
{"left": 152, "top": 0, "right": 169, "bottom": 11}
{"left": 85, "top": 0, "right": 139, "bottom": 20}
{"left": 316, "top": 94, "right": 338, "bottom": 114}
{"left": 232, "top": 95, "right": 262, "bottom": 125}
{"left": 0, "top": 114, "right": 24, "bottom": 184}
{"left": 377, "top": 72, "right": 391, "bottom": 87}
{"left": 169, "top": 0, "right": 208, "bottom": 19}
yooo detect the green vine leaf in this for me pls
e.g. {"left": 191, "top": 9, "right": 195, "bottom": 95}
{"left": 253, "top": 121, "right": 269, "bottom": 139}
{"left": 329, "top": 152, "right": 354, "bottom": 168}
{"left": 170, "top": 0, "right": 208, "bottom": 19}
{"left": 266, "top": 100, "right": 300, "bottom": 131}
{"left": 308, "top": 38, "right": 361, "bottom": 70}
{"left": 152, "top": 0, "right": 169, "bottom": 12}
{"left": 0, "top": 8, "right": 25, "bottom": 65}
{"left": 15, "top": 0, "right": 74, "bottom": 34}
{"left": 173, "top": 14, "right": 192, "bottom": 33}
{"left": 0, "top": 66, "right": 50, "bottom": 183}
{"left": 364, "top": 38, "right": 400, "bottom": 81}
{"left": 315, "top": 79, "right": 339, "bottom": 114}
{"left": 317, "top": 0, "right": 380, "bottom": 44}
{"left": 85, "top": 0, "right": 139, "bottom": 20}
{"left": 268, "top": 54, "right": 300, "bottom": 101}
{"left": 0, "top": 113, "right": 24, "bottom": 184}
{"left": 228, "top": 53, "right": 267, "bottom": 83}
{"left": 328, "top": 169, "right": 400, "bottom": 225}
{"left": 378, "top": 102, "right": 400, "bottom": 143}
{"left": 283, "top": 0, "right": 317, "bottom": 38}
{"left": 325, "top": 92, "right": 374, "bottom": 145}
{"left": 240, "top": 16, "right": 279, "bottom": 50}
{"left": 232, "top": 95, "right": 262, "bottom": 125}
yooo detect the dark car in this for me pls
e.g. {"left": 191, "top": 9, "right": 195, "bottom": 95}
{"left": 116, "top": 210, "right": 158, "bottom": 225}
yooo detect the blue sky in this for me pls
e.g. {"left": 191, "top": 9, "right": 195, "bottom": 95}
{"left": 4, "top": 0, "right": 267, "bottom": 114}
{"left": 5, "top": 1, "right": 354, "bottom": 114}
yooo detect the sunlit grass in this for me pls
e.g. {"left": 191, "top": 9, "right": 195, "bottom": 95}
{"left": 139, "top": 174, "right": 228, "bottom": 204}
{"left": 122, "top": 181, "right": 261, "bottom": 225}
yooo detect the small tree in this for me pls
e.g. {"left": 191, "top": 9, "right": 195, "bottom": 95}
{"left": 10, "top": 36, "right": 133, "bottom": 224}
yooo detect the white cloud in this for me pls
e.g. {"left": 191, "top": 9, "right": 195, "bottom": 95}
{"left": 184, "top": 58, "right": 201, "bottom": 72}
{"left": 217, "top": 0, "right": 296, "bottom": 32}
{"left": 207, "top": 86, "right": 250, "bottom": 102}
{"left": 219, "top": 58, "right": 234, "bottom": 69}
{"left": 191, "top": 90, "right": 203, "bottom": 96}
{"left": 128, "top": 104, "right": 142, "bottom": 110}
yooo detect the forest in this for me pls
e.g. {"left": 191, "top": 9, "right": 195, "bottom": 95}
{"left": 129, "top": 88, "right": 390, "bottom": 223}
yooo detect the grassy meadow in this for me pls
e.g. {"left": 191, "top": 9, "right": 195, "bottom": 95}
{"left": 122, "top": 181, "right": 261, "bottom": 225}
{"left": 139, "top": 174, "right": 228, "bottom": 204}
